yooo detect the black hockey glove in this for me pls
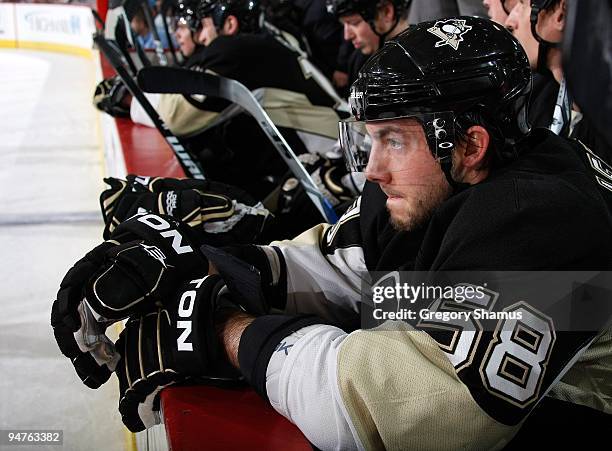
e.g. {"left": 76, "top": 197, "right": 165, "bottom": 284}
{"left": 93, "top": 76, "right": 130, "bottom": 118}
{"left": 310, "top": 154, "right": 362, "bottom": 207}
{"left": 100, "top": 175, "right": 271, "bottom": 246}
{"left": 115, "top": 274, "right": 242, "bottom": 432}
{"left": 51, "top": 212, "right": 209, "bottom": 389}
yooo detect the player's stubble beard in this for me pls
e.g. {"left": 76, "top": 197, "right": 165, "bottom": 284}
{"left": 388, "top": 178, "right": 452, "bottom": 232}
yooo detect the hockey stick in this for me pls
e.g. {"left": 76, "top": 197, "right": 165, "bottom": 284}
{"left": 94, "top": 32, "right": 206, "bottom": 180}
{"left": 114, "top": 17, "right": 140, "bottom": 75}
{"left": 137, "top": 66, "right": 339, "bottom": 223}
{"left": 123, "top": 8, "right": 153, "bottom": 70}
{"left": 92, "top": 9, "right": 105, "bottom": 31}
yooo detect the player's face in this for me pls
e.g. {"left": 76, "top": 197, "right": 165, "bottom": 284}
{"left": 175, "top": 24, "right": 196, "bottom": 57}
{"left": 364, "top": 118, "right": 451, "bottom": 231}
{"left": 197, "top": 17, "right": 218, "bottom": 46}
{"left": 340, "top": 13, "right": 380, "bottom": 55}
{"left": 504, "top": 0, "right": 539, "bottom": 69}
{"left": 482, "top": 0, "right": 508, "bottom": 25}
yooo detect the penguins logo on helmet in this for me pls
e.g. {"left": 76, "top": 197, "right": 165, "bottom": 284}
{"left": 427, "top": 18, "right": 473, "bottom": 50}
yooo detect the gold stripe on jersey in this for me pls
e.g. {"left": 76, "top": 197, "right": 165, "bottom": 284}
{"left": 157, "top": 82, "right": 339, "bottom": 140}
{"left": 336, "top": 321, "right": 520, "bottom": 450}
{"left": 548, "top": 327, "right": 612, "bottom": 414}
{"left": 157, "top": 93, "right": 220, "bottom": 137}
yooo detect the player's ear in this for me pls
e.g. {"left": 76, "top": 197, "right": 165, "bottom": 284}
{"left": 223, "top": 15, "right": 240, "bottom": 36}
{"left": 461, "top": 125, "right": 490, "bottom": 170}
{"left": 553, "top": 0, "right": 566, "bottom": 32}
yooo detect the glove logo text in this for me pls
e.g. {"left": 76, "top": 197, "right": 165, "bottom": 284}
{"left": 136, "top": 213, "right": 193, "bottom": 255}
{"left": 176, "top": 277, "right": 207, "bottom": 352}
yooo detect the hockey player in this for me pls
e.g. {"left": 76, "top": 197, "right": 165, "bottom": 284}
{"left": 173, "top": 0, "right": 201, "bottom": 58}
{"left": 326, "top": 0, "right": 411, "bottom": 86}
{"left": 140, "top": 0, "right": 341, "bottom": 198}
{"left": 207, "top": 18, "right": 611, "bottom": 447}
{"left": 129, "top": 0, "right": 205, "bottom": 125}
{"left": 504, "top": 0, "right": 562, "bottom": 131}
{"left": 505, "top": 0, "right": 611, "bottom": 164}
{"left": 54, "top": 17, "right": 611, "bottom": 446}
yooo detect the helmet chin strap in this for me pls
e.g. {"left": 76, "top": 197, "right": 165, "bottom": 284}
{"left": 530, "top": 5, "right": 560, "bottom": 74}
{"left": 437, "top": 156, "right": 470, "bottom": 194}
{"left": 369, "top": 15, "right": 399, "bottom": 41}
{"left": 533, "top": 26, "right": 569, "bottom": 137}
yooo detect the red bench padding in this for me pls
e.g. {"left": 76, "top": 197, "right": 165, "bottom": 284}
{"left": 161, "top": 386, "right": 311, "bottom": 451}
{"left": 100, "top": 53, "right": 185, "bottom": 178}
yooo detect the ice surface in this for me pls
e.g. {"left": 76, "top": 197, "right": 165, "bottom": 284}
{"left": 0, "top": 50, "right": 124, "bottom": 451}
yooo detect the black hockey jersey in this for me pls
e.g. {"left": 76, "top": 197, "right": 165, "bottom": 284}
{"left": 229, "top": 129, "right": 612, "bottom": 449}
{"left": 158, "top": 32, "right": 338, "bottom": 198}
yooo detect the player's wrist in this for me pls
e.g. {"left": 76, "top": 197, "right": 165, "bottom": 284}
{"left": 215, "top": 309, "right": 254, "bottom": 369}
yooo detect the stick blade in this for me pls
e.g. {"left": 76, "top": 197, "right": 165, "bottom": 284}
{"left": 137, "top": 67, "right": 221, "bottom": 96}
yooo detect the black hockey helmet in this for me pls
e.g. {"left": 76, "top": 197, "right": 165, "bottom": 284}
{"left": 175, "top": 0, "right": 200, "bottom": 32}
{"left": 339, "top": 16, "right": 532, "bottom": 172}
{"left": 326, "top": 0, "right": 378, "bottom": 22}
{"left": 196, "top": 0, "right": 262, "bottom": 33}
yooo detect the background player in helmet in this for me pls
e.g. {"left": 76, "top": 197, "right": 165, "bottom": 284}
{"left": 196, "top": 0, "right": 262, "bottom": 45}
{"left": 132, "top": 0, "right": 342, "bottom": 199}
{"left": 127, "top": 0, "right": 208, "bottom": 127}
{"left": 504, "top": 0, "right": 563, "bottom": 133}
{"left": 505, "top": 0, "right": 611, "bottom": 164}
{"left": 480, "top": 1, "right": 559, "bottom": 132}
{"left": 532, "top": 0, "right": 611, "bottom": 165}
{"left": 62, "top": 16, "right": 612, "bottom": 447}
{"left": 98, "top": 0, "right": 205, "bottom": 123}
{"left": 326, "top": 0, "right": 412, "bottom": 86}
{"left": 173, "top": 0, "right": 201, "bottom": 58}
